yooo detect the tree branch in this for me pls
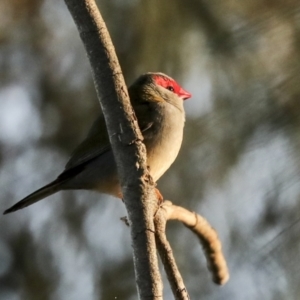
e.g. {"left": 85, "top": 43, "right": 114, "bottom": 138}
{"left": 63, "top": 0, "right": 162, "bottom": 299}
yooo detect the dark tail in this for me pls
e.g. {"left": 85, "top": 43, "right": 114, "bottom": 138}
{"left": 3, "top": 179, "right": 63, "bottom": 214}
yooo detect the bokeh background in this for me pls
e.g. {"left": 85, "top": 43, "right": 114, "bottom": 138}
{"left": 0, "top": 0, "right": 300, "bottom": 299}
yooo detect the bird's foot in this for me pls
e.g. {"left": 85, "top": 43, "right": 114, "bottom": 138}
{"left": 155, "top": 188, "right": 164, "bottom": 205}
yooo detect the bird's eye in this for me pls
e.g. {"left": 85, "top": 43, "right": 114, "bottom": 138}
{"left": 166, "top": 86, "right": 174, "bottom": 92}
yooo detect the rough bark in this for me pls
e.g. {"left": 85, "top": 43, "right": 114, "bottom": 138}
{"left": 63, "top": 0, "right": 162, "bottom": 299}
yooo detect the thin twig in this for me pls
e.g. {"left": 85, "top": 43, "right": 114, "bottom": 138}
{"left": 160, "top": 201, "right": 229, "bottom": 286}
{"left": 154, "top": 209, "right": 190, "bottom": 300}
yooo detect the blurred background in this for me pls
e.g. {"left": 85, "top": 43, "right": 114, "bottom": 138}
{"left": 0, "top": 0, "right": 300, "bottom": 299}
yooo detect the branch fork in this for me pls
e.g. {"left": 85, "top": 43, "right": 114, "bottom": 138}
{"left": 154, "top": 201, "right": 229, "bottom": 300}
{"left": 122, "top": 200, "right": 229, "bottom": 300}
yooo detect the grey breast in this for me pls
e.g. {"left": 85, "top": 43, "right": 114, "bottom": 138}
{"left": 144, "top": 101, "right": 185, "bottom": 182}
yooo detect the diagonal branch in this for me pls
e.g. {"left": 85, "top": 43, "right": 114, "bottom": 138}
{"left": 63, "top": 0, "right": 162, "bottom": 299}
{"left": 63, "top": 1, "right": 229, "bottom": 298}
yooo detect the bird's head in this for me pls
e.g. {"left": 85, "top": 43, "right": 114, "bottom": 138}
{"left": 129, "top": 72, "right": 191, "bottom": 110}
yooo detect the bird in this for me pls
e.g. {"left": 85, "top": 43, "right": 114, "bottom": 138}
{"left": 3, "top": 72, "right": 191, "bottom": 214}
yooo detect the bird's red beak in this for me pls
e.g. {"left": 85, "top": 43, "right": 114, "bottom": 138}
{"left": 179, "top": 87, "right": 192, "bottom": 100}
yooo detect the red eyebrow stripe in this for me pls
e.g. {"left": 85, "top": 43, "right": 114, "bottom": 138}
{"left": 153, "top": 75, "right": 180, "bottom": 92}
{"left": 153, "top": 75, "right": 172, "bottom": 87}
{"left": 153, "top": 75, "right": 192, "bottom": 100}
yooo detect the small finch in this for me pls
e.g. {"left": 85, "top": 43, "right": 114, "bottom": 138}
{"left": 4, "top": 72, "right": 191, "bottom": 214}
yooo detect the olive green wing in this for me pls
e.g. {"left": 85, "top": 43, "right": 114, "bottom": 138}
{"left": 64, "top": 104, "right": 154, "bottom": 172}
{"left": 64, "top": 114, "right": 111, "bottom": 170}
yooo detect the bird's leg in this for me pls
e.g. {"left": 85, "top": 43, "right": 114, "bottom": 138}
{"left": 145, "top": 165, "right": 164, "bottom": 204}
